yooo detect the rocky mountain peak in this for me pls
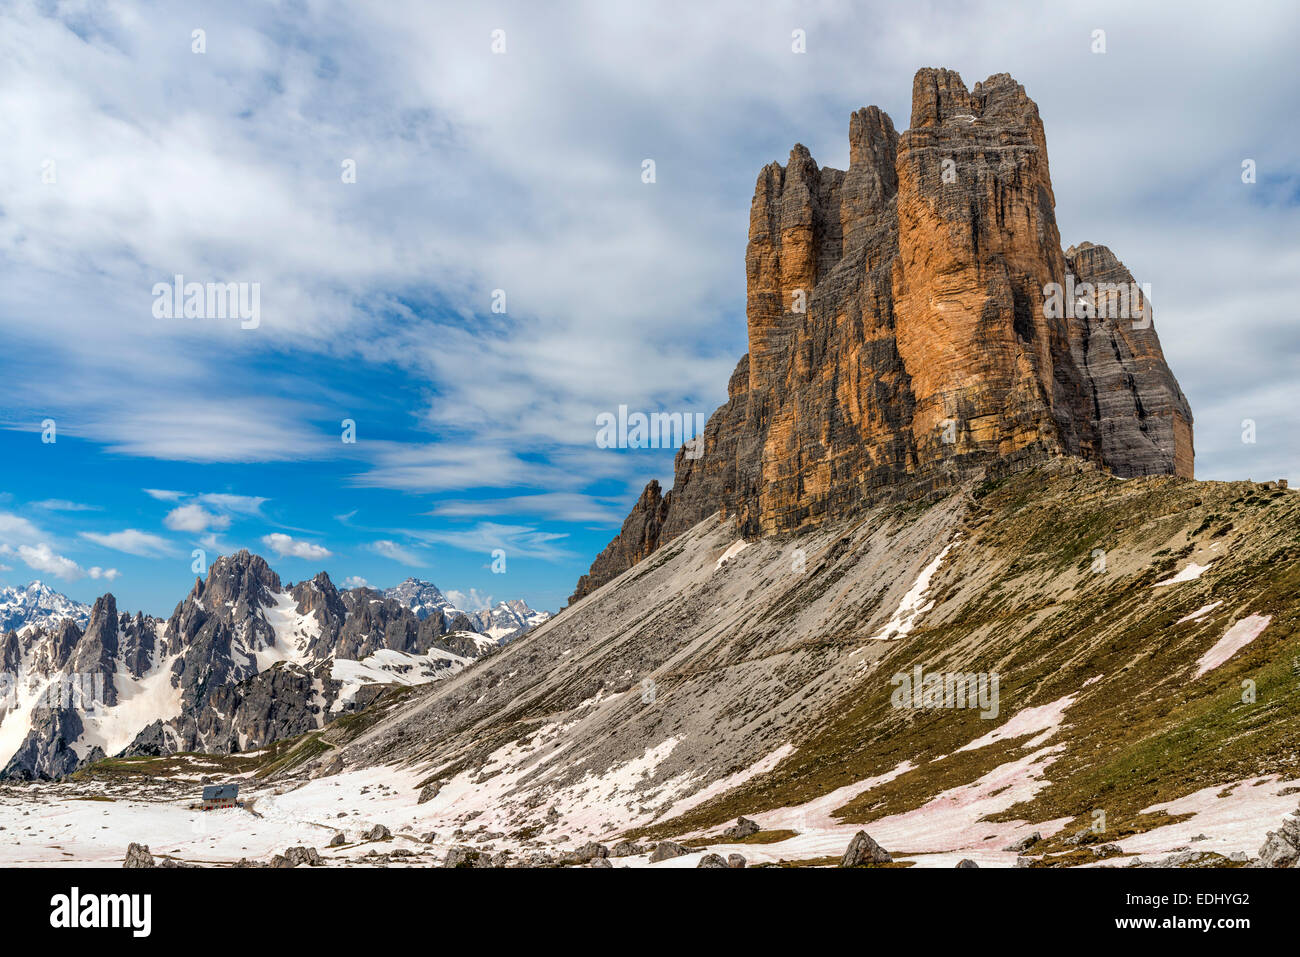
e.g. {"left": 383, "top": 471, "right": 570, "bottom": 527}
{"left": 0, "top": 581, "right": 92, "bottom": 633}
{"left": 196, "top": 549, "right": 281, "bottom": 609}
{"left": 571, "top": 67, "right": 1194, "bottom": 604}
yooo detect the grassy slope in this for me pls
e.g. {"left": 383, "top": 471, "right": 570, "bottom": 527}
{"left": 634, "top": 468, "right": 1300, "bottom": 843}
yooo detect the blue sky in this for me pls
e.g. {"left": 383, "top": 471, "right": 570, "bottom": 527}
{"left": 1, "top": 1, "right": 1297, "bottom": 617}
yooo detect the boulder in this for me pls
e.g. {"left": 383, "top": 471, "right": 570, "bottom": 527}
{"left": 417, "top": 781, "right": 442, "bottom": 804}
{"left": 123, "top": 843, "right": 154, "bottom": 868}
{"left": 610, "top": 841, "right": 645, "bottom": 858}
{"left": 1255, "top": 810, "right": 1300, "bottom": 867}
{"left": 328, "top": 832, "right": 346, "bottom": 847}
{"left": 697, "top": 853, "right": 728, "bottom": 868}
{"left": 723, "top": 816, "right": 760, "bottom": 840}
{"left": 284, "top": 846, "right": 322, "bottom": 867}
{"left": 955, "top": 859, "right": 979, "bottom": 868}
{"left": 727, "top": 854, "right": 747, "bottom": 869}
{"left": 839, "top": 831, "right": 892, "bottom": 867}
{"left": 559, "top": 841, "right": 609, "bottom": 866}
{"left": 649, "top": 841, "right": 690, "bottom": 863}
{"left": 443, "top": 846, "right": 481, "bottom": 868}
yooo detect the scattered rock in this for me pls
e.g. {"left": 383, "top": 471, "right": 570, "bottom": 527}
{"left": 363, "top": 824, "right": 391, "bottom": 842}
{"left": 1003, "top": 832, "right": 1042, "bottom": 853}
{"left": 649, "top": 841, "right": 690, "bottom": 863}
{"left": 443, "top": 846, "right": 481, "bottom": 868}
{"left": 723, "top": 816, "right": 760, "bottom": 840}
{"left": 560, "top": 842, "right": 609, "bottom": 866}
{"left": 839, "top": 831, "right": 892, "bottom": 867}
{"left": 610, "top": 841, "right": 645, "bottom": 858}
{"left": 417, "top": 781, "right": 442, "bottom": 804}
{"left": 123, "top": 843, "right": 154, "bottom": 868}
{"left": 419, "top": 832, "right": 437, "bottom": 844}
{"left": 328, "top": 832, "right": 346, "bottom": 847}
{"left": 284, "top": 846, "right": 322, "bottom": 867}
{"left": 589, "top": 857, "right": 613, "bottom": 868}
{"left": 697, "top": 853, "right": 728, "bottom": 868}
{"left": 1255, "top": 809, "right": 1300, "bottom": 867}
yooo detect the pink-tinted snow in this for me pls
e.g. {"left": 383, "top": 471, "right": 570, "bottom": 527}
{"left": 1195, "top": 615, "right": 1271, "bottom": 677}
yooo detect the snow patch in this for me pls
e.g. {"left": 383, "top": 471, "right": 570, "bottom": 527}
{"left": 954, "top": 693, "right": 1077, "bottom": 754}
{"left": 1154, "top": 562, "right": 1212, "bottom": 587}
{"left": 867, "top": 540, "right": 957, "bottom": 641}
{"left": 714, "top": 540, "right": 750, "bottom": 570}
{"left": 1195, "top": 615, "right": 1271, "bottom": 677}
{"left": 1176, "top": 600, "right": 1222, "bottom": 624}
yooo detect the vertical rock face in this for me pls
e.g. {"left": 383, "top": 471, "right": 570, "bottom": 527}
{"left": 571, "top": 68, "right": 1194, "bottom": 604}
{"left": 1065, "top": 242, "right": 1194, "bottom": 478}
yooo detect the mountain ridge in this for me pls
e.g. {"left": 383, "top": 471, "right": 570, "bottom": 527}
{"left": 0, "top": 553, "right": 548, "bottom": 779}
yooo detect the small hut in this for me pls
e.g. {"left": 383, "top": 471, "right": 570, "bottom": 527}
{"left": 200, "top": 784, "right": 239, "bottom": 810}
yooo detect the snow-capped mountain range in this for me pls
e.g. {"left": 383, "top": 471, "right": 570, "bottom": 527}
{"left": 0, "top": 582, "right": 92, "bottom": 635}
{"left": 0, "top": 557, "right": 551, "bottom": 780}
{"left": 381, "top": 578, "right": 550, "bottom": 641}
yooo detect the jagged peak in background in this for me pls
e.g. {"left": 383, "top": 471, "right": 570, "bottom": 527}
{"left": 0, "top": 552, "right": 549, "bottom": 780}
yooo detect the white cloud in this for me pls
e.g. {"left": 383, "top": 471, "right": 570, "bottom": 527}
{"left": 367, "top": 540, "right": 424, "bottom": 565}
{"left": 13, "top": 543, "right": 82, "bottom": 581}
{"left": 80, "top": 528, "right": 173, "bottom": 557}
{"left": 261, "top": 533, "right": 332, "bottom": 560}
{"left": 0, "top": 0, "right": 1295, "bottom": 514}
{"left": 343, "top": 575, "right": 369, "bottom": 589}
{"left": 0, "top": 512, "right": 44, "bottom": 545}
{"left": 163, "top": 505, "right": 231, "bottom": 534}
{"left": 88, "top": 566, "right": 120, "bottom": 581}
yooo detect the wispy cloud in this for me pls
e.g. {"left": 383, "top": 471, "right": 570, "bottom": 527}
{"left": 197, "top": 493, "right": 268, "bottom": 516}
{"left": 427, "top": 492, "right": 628, "bottom": 526}
{"left": 143, "top": 489, "right": 187, "bottom": 502}
{"left": 367, "top": 540, "right": 424, "bottom": 566}
{"left": 445, "top": 588, "right": 494, "bottom": 612}
{"left": 33, "top": 499, "right": 101, "bottom": 512}
{"left": 79, "top": 528, "right": 174, "bottom": 557}
{"left": 410, "top": 523, "right": 572, "bottom": 561}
